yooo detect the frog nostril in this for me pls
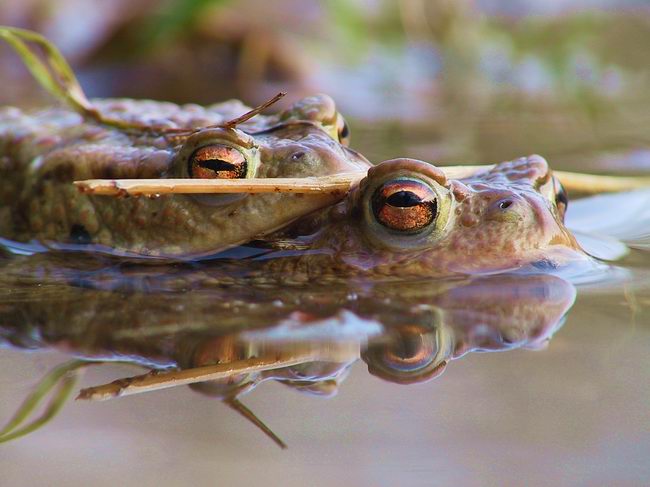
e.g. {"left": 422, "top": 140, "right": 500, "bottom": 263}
{"left": 499, "top": 200, "right": 513, "bottom": 210}
{"left": 291, "top": 151, "right": 305, "bottom": 161}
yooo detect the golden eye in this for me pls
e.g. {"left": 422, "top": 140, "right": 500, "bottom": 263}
{"left": 371, "top": 179, "right": 437, "bottom": 232}
{"left": 189, "top": 144, "right": 247, "bottom": 179}
{"left": 336, "top": 114, "right": 350, "bottom": 146}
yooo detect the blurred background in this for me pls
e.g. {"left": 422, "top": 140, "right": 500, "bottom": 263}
{"left": 1, "top": 0, "right": 650, "bottom": 171}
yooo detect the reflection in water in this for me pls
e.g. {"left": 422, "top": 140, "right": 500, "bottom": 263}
{"left": 0, "top": 254, "right": 575, "bottom": 446}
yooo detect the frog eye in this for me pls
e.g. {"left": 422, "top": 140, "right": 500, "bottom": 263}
{"left": 337, "top": 117, "right": 350, "bottom": 145}
{"left": 362, "top": 326, "right": 451, "bottom": 385}
{"left": 189, "top": 145, "right": 247, "bottom": 179}
{"left": 371, "top": 179, "right": 438, "bottom": 232}
{"left": 554, "top": 180, "right": 568, "bottom": 218}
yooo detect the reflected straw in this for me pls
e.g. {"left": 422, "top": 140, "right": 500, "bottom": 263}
{"left": 77, "top": 353, "right": 320, "bottom": 401}
{"left": 74, "top": 167, "right": 650, "bottom": 197}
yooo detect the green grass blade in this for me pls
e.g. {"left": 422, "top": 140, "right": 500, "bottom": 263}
{"left": 0, "top": 26, "right": 96, "bottom": 116}
{"left": 0, "top": 360, "right": 87, "bottom": 442}
{"left": 0, "top": 372, "right": 79, "bottom": 443}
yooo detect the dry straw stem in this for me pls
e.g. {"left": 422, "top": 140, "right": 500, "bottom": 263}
{"left": 74, "top": 172, "right": 367, "bottom": 196}
{"left": 74, "top": 167, "right": 650, "bottom": 197}
{"left": 553, "top": 171, "right": 650, "bottom": 194}
{"left": 448, "top": 166, "right": 650, "bottom": 194}
{"left": 77, "top": 352, "right": 321, "bottom": 401}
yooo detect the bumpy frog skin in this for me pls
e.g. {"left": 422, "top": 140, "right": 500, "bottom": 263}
{"left": 0, "top": 94, "right": 367, "bottom": 257}
{"left": 261, "top": 154, "right": 582, "bottom": 280}
{"left": 0, "top": 91, "right": 582, "bottom": 274}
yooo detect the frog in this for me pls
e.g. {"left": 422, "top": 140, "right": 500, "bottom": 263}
{"left": 0, "top": 26, "right": 582, "bottom": 274}
{"left": 0, "top": 93, "right": 368, "bottom": 258}
{"left": 0, "top": 93, "right": 581, "bottom": 275}
{"left": 255, "top": 154, "right": 583, "bottom": 281}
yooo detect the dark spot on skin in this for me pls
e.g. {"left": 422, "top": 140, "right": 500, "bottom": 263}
{"left": 69, "top": 224, "right": 92, "bottom": 245}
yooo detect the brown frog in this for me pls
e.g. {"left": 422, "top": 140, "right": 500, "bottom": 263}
{"left": 0, "top": 27, "right": 582, "bottom": 275}
{"left": 258, "top": 154, "right": 582, "bottom": 280}
{"left": 0, "top": 94, "right": 368, "bottom": 258}
{"left": 0, "top": 95, "right": 582, "bottom": 275}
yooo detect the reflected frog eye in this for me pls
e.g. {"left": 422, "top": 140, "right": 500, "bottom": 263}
{"left": 362, "top": 326, "right": 450, "bottom": 385}
{"left": 189, "top": 145, "right": 247, "bottom": 179}
{"left": 371, "top": 180, "right": 438, "bottom": 232}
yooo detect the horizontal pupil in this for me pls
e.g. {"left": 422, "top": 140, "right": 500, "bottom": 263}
{"left": 198, "top": 159, "right": 240, "bottom": 173}
{"left": 386, "top": 190, "right": 422, "bottom": 207}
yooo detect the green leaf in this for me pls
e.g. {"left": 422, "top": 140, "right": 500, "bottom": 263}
{"left": 0, "top": 26, "right": 96, "bottom": 116}
{"left": 0, "top": 360, "right": 88, "bottom": 444}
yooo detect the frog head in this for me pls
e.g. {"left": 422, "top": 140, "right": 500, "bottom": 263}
{"left": 306, "top": 154, "right": 582, "bottom": 277}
